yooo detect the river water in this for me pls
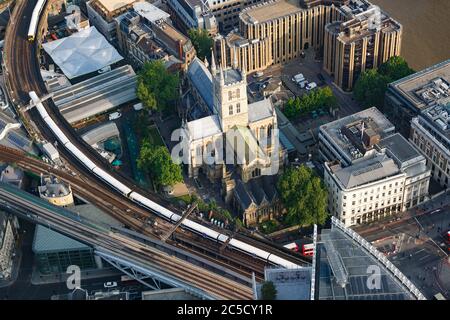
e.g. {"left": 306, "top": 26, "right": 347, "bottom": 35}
{"left": 371, "top": 0, "right": 450, "bottom": 70}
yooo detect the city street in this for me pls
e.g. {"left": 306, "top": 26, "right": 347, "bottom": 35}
{"left": 355, "top": 195, "right": 450, "bottom": 299}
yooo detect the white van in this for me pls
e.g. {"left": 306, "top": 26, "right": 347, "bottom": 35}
{"left": 292, "top": 73, "right": 305, "bottom": 82}
{"left": 109, "top": 111, "right": 122, "bottom": 120}
{"left": 306, "top": 82, "right": 317, "bottom": 90}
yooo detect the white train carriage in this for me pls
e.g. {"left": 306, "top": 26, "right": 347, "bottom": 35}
{"left": 28, "top": 0, "right": 47, "bottom": 42}
{"left": 44, "top": 117, "right": 71, "bottom": 146}
{"left": 64, "top": 142, "right": 97, "bottom": 171}
{"left": 129, "top": 192, "right": 177, "bottom": 221}
{"left": 92, "top": 167, "right": 132, "bottom": 196}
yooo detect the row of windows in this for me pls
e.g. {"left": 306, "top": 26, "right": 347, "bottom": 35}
{"left": 342, "top": 182, "right": 403, "bottom": 200}
{"left": 229, "top": 103, "right": 241, "bottom": 115}
{"left": 343, "top": 193, "right": 403, "bottom": 207}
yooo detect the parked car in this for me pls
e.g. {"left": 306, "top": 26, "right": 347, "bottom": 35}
{"left": 298, "top": 80, "right": 308, "bottom": 89}
{"left": 306, "top": 82, "right": 317, "bottom": 90}
{"left": 109, "top": 111, "right": 122, "bottom": 120}
{"left": 292, "top": 73, "right": 305, "bottom": 82}
{"left": 253, "top": 71, "right": 264, "bottom": 78}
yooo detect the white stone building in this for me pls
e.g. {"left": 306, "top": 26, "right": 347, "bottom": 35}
{"left": 320, "top": 108, "right": 430, "bottom": 227}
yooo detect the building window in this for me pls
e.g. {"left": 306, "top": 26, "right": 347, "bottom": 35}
{"left": 236, "top": 103, "right": 240, "bottom": 113}
{"left": 229, "top": 105, "right": 233, "bottom": 115}
{"left": 228, "top": 91, "right": 233, "bottom": 101}
{"left": 236, "top": 88, "right": 240, "bottom": 98}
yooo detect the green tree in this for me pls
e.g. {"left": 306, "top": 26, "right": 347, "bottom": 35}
{"left": 137, "top": 140, "right": 183, "bottom": 189}
{"left": 283, "top": 86, "right": 337, "bottom": 119}
{"left": 378, "top": 56, "right": 415, "bottom": 81}
{"left": 353, "top": 69, "right": 389, "bottom": 109}
{"left": 137, "top": 60, "right": 179, "bottom": 113}
{"left": 188, "top": 28, "right": 213, "bottom": 60}
{"left": 277, "top": 165, "right": 328, "bottom": 226}
{"left": 261, "top": 281, "right": 277, "bottom": 300}
{"left": 353, "top": 56, "right": 415, "bottom": 109}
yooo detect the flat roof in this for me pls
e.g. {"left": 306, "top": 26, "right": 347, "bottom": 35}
{"left": 333, "top": 153, "right": 401, "bottom": 189}
{"left": 0, "top": 112, "right": 35, "bottom": 154}
{"left": 262, "top": 267, "right": 312, "bottom": 300}
{"left": 241, "top": 0, "right": 303, "bottom": 24}
{"left": 379, "top": 133, "right": 422, "bottom": 165}
{"left": 389, "top": 59, "right": 450, "bottom": 112}
{"left": 320, "top": 107, "right": 395, "bottom": 162}
{"left": 95, "top": 0, "right": 137, "bottom": 12}
{"left": 133, "top": 2, "right": 170, "bottom": 23}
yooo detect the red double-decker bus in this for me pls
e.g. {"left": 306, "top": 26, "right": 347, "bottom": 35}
{"left": 302, "top": 243, "right": 314, "bottom": 257}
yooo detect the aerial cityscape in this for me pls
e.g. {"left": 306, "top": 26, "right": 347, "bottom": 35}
{"left": 0, "top": 0, "right": 448, "bottom": 303}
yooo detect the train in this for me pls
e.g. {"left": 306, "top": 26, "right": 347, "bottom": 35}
{"left": 29, "top": 91, "right": 302, "bottom": 269}
{"left": 27, "top": 0, "right": 47, "bottom": 42}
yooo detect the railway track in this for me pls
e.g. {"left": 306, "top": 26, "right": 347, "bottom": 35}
{"left": 0, "top": 145, "right": 270, "bottom": 279}
{"left": 3, "top": 0, "right": 310, "bottom": 287}
{"left": 0, "top": 186, "right": 253, "bottom": 299}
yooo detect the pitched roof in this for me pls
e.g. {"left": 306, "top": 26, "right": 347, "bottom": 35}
{"left": 187, "top": 58, "right": 214, "bottom": 112}
{"left": 186, "top": 115, "right": 222, "bottom": 140}
{"left": 234, "top": 179, "right": 255, "bottom": 210}
{"left": 334, "top": 154, "right": 401, "bottom": 189}
{"left": 234, "top": 176, "right": 278, "bottom": 210}
{"left": 248, "top": 98, "right": 274, "bottom": 123}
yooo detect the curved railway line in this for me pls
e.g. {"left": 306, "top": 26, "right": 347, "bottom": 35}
{"left": 3, "top": 0, "right": 310, "bottom": 295}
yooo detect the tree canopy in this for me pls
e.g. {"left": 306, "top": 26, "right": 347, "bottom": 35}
{"left": 378, "top": 56, "right": 415, "bottom": 80}
{"left": 353, "top": 69, "right": 389, "bottom": 109}
{"left": 188, "top": 28, "right": 213, "bottom": 61}
{"left": 283, "top": 86, "right": 337, "bottom": 119}
{"left": 277, "top": 165, "right": 328, "bottom": 226}
{"left": 261, "top": 281, "right": 277, "bottom": 300}
{"left": 353, "top": 56, "right": 415, "bottom": 109}
{"left": 137, "top": 140, "right": 183, "bottom": 189}
{"left": 137, "top": 60, "right": 179, "bottom": 113}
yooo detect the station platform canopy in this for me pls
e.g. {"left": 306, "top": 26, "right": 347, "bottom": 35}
{"left": 42, "top": 26, "right": 123, "bottom": 79}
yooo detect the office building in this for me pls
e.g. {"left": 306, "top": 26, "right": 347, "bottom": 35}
{"left": 86, "top": 0, "right": 143, "bottom": 42}
{"left": 323, "top": 4, "right": 402, "bottom": 91}
{"left": 384, "top": 59, "right": 450, "bottom": 137}
{"left": 411, "top": 101, "right": 450, "bottom": 189}
{"left": 165, "top": 0, "right": 218, "bottom": 34}
{"left": 214, "top": 0, "right": 401, "bottom": 91}
{"left": 116, "top": 2, "right": 196, "bottom": 70}
{"left": 320, "top": 107, "right": 430, "bottom": 226}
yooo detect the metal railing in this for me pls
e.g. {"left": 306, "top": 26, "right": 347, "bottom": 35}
{"left": 331, "top": 216, "right": 427, "bottom": 300}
